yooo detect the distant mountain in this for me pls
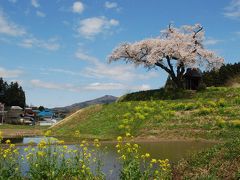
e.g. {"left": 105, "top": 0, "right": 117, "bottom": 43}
{"left": 52, "top": 95, "right": 118, "bottom": 113}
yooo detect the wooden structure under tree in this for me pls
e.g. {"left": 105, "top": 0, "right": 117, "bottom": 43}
{"left": 184, "top": 68, "right": 202, "bottom": 90}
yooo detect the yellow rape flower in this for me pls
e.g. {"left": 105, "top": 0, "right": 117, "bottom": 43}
{"left": 94, "top": 139, "right": 99, "bottom": 143}
{"left": 145, "top": 153, "right": 150, "bottom": 158}
{"left": 117, "top": 136, "right": 122, "bottom": 142}
{"left": 44, "top": 130, "right": 52, "bottom": 136}
{"left": 38, "top": 140, "right": 47, "bottom": 148}
{"left": 10, "top": 144, "right": 15, "bottom": 148}
{"left": 37, "top": 151, "right": 44, "bottom": 157}
{"left": 151, "top": 159, "right": 157, "bottom": 163}
{"left": 121, "top": 155, "right": 126, "bottom": 160}
{"left": 125, "top": 132, "right": 131, "bottom": 137}
{"left": 133, "top": 144, "right": 139, "bottom": 148}
{"left": 74, "top": 130, "right": 80, "bottom": 137}
{"left": 58, "top": 140, "right": 64, "bottom": 144}
{"left": 13, "top": 149, "right": 18, "bottom": 154}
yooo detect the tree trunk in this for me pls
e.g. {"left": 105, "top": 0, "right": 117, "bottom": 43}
{"left": 171, "top": 76, "right": 184, "bottom": 89}
{"left": 155, "top": 60, "right": 185, "bottom": 89}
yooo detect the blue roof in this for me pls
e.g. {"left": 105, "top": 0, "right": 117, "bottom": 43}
{"left": 37, "top": 110, "right": 54, "bottom": 117}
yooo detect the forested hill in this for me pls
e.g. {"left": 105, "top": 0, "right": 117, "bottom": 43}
{"left": 52, "top": 95, "right": 117, "bottom": 113}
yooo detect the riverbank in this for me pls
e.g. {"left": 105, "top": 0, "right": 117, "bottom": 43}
{"left": 0, "top": 124, "right": 49, "bottom": 138}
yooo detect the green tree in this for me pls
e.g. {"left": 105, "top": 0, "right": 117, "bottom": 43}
{"left": 0, "top": 78, "right": 8, "bottom": 104}
{"left": 5, "top": 82, "right": 26, "bottom": 108}
{"left": 38, "top": 106, "right": 45, "bottom": 111}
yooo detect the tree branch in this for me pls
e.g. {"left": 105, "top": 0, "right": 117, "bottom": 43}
{"left": 155, "top": 61, "right": 174, "bottom": 77}
{"left": 193, "top": 26, "right": 203, "bottom": 38}
{"left": 166, "top": 56, "right": 175, "bottom": 77}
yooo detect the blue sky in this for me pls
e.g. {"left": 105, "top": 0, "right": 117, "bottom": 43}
{"left": 0, "top": 0, "right": 239, "bottom": 107}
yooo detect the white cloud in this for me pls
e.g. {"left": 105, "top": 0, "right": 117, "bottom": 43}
{"left": 105, "top": 1, "right": 118, "bottom": 9}
{"left": 8, "top": 0, "right": 17, "bottom": 3}
{"left": 19, "top": 37, "right": 60, "bottom": 51}
{"left": 224, "top": 0, "right": 240, "bottom": 19}
{"left": 137, "top": 84, "right": 151, "bottom": 91}
{"left": 75, "top": 49, "right": 99, "bottom": 64}
{"left": 204, "top": 38, "right": 222, "bottom": 45}
{"left": 30, "top": 79, "right": 151, "bottom": 92}
{"left": 85, "top": 83, "right": 151, "bottom": 91}
{"left": 0, "top": 10, "right": 26, "bottom": 36}
{"left": 77, "top": 16, "right": 119, "bottom": 38}
{"left": 0, "top": 9, "right": 59, "bottom": 52}
{"left": 30, "top": 79, "right": 121, "bottom": 91}
{"left": 30, "top": 80, "right": 63, "bottom": 90}
{"left": 36, "top": 11, "right": 46, "bottom": 18}
{"left": 84, "top": 64, "right": 158, "bottom": 81}
{"left": 31, "top": 0, "right": 40, "bottom": 8}
{"left": 75, "top": 50, "right": 158, "bottom": 81}
{"left": 85, "top": 82, "right": 124, "bottom": 90}
{"left": 72, "top": 1, "right": 84, "bottom": 14}
{"left": 46, "top": 68, "right": 82, "bottom": 76}
{"left": 0, "top": 67, "right": 23, "bottom": 78}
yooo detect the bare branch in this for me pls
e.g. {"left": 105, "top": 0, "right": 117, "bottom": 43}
{"left": 193, "top": 26, "right": 203, "bottom": 38}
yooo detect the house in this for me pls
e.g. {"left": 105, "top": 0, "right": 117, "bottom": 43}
{"left": 37, "top": 109, "right": 56, "bottom": 126}
{"left": 24, "top": 108, "right": 38, "bottom": 125}
{"left": 6, "top": 106, "right": 24, "bottom": 124}
{"left": 37, "top": 109, "right": 54, "bottom": 121}
{"left": 184, "top": 68, "right": 202, "bottom": 90}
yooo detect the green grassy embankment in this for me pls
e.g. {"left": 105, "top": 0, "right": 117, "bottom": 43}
{"left": 51, "top": 87, "right": 240, "bottom": 141}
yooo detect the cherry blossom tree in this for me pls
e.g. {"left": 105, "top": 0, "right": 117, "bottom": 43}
{"left": 109, "top": 24, "right": 224, "bottom": 89}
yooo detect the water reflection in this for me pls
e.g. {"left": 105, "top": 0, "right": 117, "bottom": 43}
{"left": 2, "top": 137, "right": 217, "bottom": 162}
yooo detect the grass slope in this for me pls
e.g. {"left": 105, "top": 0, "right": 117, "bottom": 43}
{"left": 51, "top": 87, "right": 240, "bottom": 141}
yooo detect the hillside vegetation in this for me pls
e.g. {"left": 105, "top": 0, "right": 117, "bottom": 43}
{"left": 51, "top": 87, "right": 240, "bottom": 141}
